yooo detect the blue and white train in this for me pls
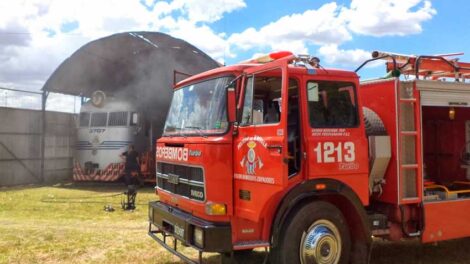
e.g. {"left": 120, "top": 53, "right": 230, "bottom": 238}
{"left": 73, "top": 92, "right": 149, "bottom": 181}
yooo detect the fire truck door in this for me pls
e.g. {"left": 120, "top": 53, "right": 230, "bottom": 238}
{"left": 304, "top": 79, "right": 369, "bottom": 202}
{"left": 233, "top": 67, "right": 288, "bottom": 222}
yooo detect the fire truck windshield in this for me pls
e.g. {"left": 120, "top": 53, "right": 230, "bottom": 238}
{"left": 163, "top": 76, "right": 231, "bottom": 136}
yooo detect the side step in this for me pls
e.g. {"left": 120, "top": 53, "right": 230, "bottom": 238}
{"left": 368, "top": 213, "right": 390, "bottom": 237}
{"left": 233, "top": 240, "right": 270, "bottom": 250}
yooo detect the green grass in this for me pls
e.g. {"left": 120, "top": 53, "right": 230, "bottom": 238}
{"left": 0, "top": 182, "right": 186, "bottom": 264}
{"left": 0, "top": 182, "right": 469, "bottom": 264}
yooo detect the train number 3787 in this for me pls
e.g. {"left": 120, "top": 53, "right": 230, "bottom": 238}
{"left": 313, "top": 141, "right": 355, "bottom": 163}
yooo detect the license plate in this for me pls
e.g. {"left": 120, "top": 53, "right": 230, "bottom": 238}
{"left": 174, "top": 224, "right": 185, "bottom": 238}
{"left": 168, "top": 173, "right": 179, "bottom": 185}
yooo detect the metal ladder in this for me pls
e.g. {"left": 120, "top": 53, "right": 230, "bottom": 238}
{"left": 397, "top": 81, "right": 423, "bottom": 204}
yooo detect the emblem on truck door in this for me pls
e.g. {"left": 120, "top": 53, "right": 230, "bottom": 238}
{"left": 240, "top": 141, "right": 264, "bottom": 175}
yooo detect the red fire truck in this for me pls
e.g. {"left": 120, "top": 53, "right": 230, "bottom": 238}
{"left": 148, "top": 50, "right": 470, "bottom": 264}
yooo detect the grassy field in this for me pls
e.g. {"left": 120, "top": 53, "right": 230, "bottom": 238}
{"left": 0, "top": 182, "right": 469, "bottom": 264}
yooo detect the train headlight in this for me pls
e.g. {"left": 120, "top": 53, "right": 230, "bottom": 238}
{"left": 193, "top": 226, "right": 204, "bottom": 248}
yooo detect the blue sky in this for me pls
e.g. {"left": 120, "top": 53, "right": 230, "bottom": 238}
{"left": 0, "top": 0, "right": 469, "bottom": 111}
{"left": 213, "top": 0, "right": 470, "bottom": 76}
{"left": 220, "top": 0, "right": 470, "bottom": 72}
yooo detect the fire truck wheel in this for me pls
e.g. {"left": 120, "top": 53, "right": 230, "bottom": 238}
{"left": 271, "top": 201, "right": 351, "bottom": 264}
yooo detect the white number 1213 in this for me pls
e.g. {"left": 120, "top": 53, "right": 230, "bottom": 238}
{"left": 313, "top": 141, "right": 355, "bottom": 163}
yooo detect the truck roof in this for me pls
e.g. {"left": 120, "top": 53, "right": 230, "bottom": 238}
{"left": 175, "top": 60, "right": 359, "bottom": 89}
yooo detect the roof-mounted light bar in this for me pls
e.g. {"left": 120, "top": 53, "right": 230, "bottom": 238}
{"left": 242, "top": 51, "right": 294, "bottom": 64}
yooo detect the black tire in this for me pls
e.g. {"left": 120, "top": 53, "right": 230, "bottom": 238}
{"left": 270, "top": 201, "right": 351, "bottom": 264}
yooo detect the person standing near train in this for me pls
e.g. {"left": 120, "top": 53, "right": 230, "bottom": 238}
{"left": 120, "top": 144, "right": 140, "bottom": 185}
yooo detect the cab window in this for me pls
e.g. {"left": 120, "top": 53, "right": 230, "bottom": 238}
{"left": 241, "top": 76, "right": 298, "bottom": 126}
{"left": 90, "top": 112, "right": 107, "bottom": 127}
{"left": 130, "top": 112, "right": 139, "bottom": 126}
{"left": 241, "top": 76, "right": 281, "bottom": 125}
{"left": 108, "top": 112, "right": 129, "bottom": 126}
{"left": 307, "top": 81, "right": 358, "bottom": 128}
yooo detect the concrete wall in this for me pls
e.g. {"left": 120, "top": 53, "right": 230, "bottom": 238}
{"left": 0, "top": 107, "right": 76, "bottom": 186}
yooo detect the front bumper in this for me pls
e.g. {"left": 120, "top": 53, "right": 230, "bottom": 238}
{"left": 148, "top": 201, "right": 232, "bottom": 261}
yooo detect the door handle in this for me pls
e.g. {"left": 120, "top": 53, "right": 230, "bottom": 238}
{"left": 267, "top": 145, "right": 283, "bottom": 153}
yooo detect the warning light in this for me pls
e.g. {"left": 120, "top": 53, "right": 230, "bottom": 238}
{"left": 246, "top": 51, "right": 294, "bottom": 64}
{"left": 449, "top": 107, "right": 456, "bottom": 120}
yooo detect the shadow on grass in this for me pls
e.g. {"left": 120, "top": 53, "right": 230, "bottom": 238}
{"left": 48, "top": 181, "right": 157, "bottom": 194}
{"left": 201, "top": 239, "right": 470, "bottom": 264}
{"left": 33, "top": 181, "right": 158, "bottom": 208}
{"left": 0, "top": 183, "right": 47, "bottom": 192}
{"left": 370, "top": 238, "right": 470, "bottom": 264}
{"left": 197, "top": 249, "right": 267, "bottom": 264}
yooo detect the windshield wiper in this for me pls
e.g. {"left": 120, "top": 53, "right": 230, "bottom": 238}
{"left": 163, "top": 126, "right": 183, "bottom": 137}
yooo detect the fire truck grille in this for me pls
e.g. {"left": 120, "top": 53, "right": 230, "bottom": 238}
{"left": 156, "top": 162, "right": 205, "bottom": 202}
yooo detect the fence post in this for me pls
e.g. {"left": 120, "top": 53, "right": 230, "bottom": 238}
{"left": 40, "top": 91, "right": 49, "bottom": 183}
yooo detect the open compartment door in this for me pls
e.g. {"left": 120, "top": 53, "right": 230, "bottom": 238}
{"left": 418, "top": 80, "right": 470, "bottom": 242}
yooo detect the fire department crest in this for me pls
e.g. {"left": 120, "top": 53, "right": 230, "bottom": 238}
{"left": 240, "top": 141, "right": 264, "bottom": 174}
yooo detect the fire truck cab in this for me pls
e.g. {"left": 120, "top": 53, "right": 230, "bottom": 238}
{"left": 148, "top": 51, "right": 470, "bottom": 264}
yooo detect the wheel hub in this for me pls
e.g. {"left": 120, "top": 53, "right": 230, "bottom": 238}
{"left": 300, "top": 220, "right": 342, "bottom": 264}
{"left": 320, "top": 243, "right": 331, "bottom": 257}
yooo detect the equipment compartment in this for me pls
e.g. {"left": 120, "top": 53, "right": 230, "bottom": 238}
{"left": 421, "top": 104, "right": 470, "bottom": 200}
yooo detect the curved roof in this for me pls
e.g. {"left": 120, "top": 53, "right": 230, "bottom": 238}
{"left": 43, "top": 31, "right": 220, "bottom": 126}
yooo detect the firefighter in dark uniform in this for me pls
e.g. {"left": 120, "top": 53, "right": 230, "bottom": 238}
{"left": 120, "top": 144, "right": 140, "bottom": 210}
{"left": 120, "top": 144, "right": 140, "bottom": 185}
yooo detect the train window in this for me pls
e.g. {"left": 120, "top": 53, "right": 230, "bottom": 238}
{"left": 90, "top": 112, "right": 107, "bottom": 127}
{"left": 131, "top": 112, "right": 139, "bottom": 126}
{"left": 79, "top": 112, "right": 90, "bottom": 127}
{"left": 108, "top": 112, "right": 128, "bottom": 126}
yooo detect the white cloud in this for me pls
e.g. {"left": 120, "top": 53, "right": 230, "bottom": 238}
{"left": 318, "top": 44, "right": 372, "bottom": 66}
{"left": 229, "top": 3, "right": 351, "bottom": 53}
{"left": 344, "top": 0, "right": 436, "bottom": 36}
{"left": 0, "top": 0, "right": 246, "bottom": 93}
{"left": 167, "top": 0, "right": 246, "bottom": 23}
{"left": 168, "top": 21, "right": 233, "bottom": 62}
{"left": 0, "top": 0, "right": 437, "bottom": 106}
{"left": 228, "top": 0, "right": 436, "bottom": 66}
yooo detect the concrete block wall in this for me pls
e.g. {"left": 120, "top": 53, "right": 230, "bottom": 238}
{"left": 0, "top": 107, "right": 77, "bottom": 186}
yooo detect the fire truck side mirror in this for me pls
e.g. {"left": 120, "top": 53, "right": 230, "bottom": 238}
{"left": 227, "top": 87, "right": 237, "bottom": 123}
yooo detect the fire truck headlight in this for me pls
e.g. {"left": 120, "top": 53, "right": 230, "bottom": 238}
{"left": 193, "top": 226, "right": 204, "bottom": 248}
{"left": 205, "top": 202, "right": 226, "bottom": 215}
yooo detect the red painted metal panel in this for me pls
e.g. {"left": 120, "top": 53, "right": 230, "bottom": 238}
{"left": 423, "top": 200, "right": 470, "bottom": 242}
{"left": 232, "top": 65, "right": 289, "bottom": 235}
{"left": 360, "top": 79, "right": 399, "bottom": 204}
{"left": 304, "top": 73, "right": 370, "bottom": 205}
{"left": 414, "top": 82, "right": 424, "bottom": 201}
{"left": 156, "top": 138, "right": 233, "bottom": 223}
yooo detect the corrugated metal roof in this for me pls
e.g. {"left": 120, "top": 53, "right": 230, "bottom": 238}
{"left": 43, "top": 31, "right": 220, "bottom": 133}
